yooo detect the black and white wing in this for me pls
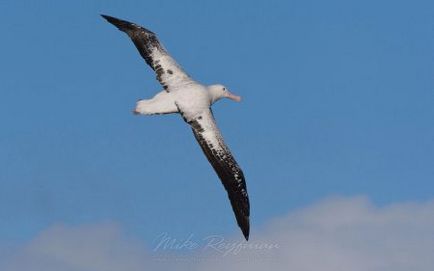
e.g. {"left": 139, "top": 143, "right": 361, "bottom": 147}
{"left": 101, "top": 15, "right": 193, "bottom": 91}
{"left": 189, "top": 110, "right": 250, "bottom": 240}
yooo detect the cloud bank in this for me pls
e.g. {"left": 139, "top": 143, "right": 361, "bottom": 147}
{"left": 2, "top": 196, "right": 434, "bottom": 271}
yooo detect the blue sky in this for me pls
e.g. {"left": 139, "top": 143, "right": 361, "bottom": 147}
{"left": 1, "top": 0, "right": 433, "bottom": 255}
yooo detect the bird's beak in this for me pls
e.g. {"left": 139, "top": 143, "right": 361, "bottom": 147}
{"left": 225, "top": 91, "right": 242, "bottom": 102}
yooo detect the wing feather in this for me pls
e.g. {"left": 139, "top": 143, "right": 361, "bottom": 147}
{"left": 189, "top": 110, "right": 250, "bottom": 240}
{"left": 101, "top": 15, "right": 193, "bottom": 91}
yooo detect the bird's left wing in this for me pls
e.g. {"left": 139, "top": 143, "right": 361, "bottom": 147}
{"left": 101, "top": 14, "right": 193, "bottom": 91}
{"left": 188, "top": 110, "right": 250, "bottom": 240}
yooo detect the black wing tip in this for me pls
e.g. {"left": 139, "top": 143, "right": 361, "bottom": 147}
{"left": 242, "top": 227, "right": 250, "bottom": 241}
{"left": 101, "top": 14, "right": 123, "bottom": 24}
{"left": 239, "top": 216, "right": 250, "bottom": 241}
{"left": 232, "top": 194, "right": 250, "bottom": 241}
{"left": 101, "top": 14, "right": 137, "bottom": 32}
{"left": 100, "top": 14, "right": 113, "bottom": 21}
{"left": 100, "top": 14, "right": 154, "bottom": 35}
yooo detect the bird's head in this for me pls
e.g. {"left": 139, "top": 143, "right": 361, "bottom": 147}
{"left": 208, "top": 84, "right": 241, "bottom": 104}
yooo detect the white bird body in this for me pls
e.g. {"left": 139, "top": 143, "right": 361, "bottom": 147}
{"left": 173, "top": 84, "right": 211, "bottom": 118}
{"left": 102, "top": 14, "right": 250, "bottom": 240}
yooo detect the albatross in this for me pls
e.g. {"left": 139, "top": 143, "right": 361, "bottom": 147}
{"left": 101, "top": 14, "right": 250, "bottom": 240}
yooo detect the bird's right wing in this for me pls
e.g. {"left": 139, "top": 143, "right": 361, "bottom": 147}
{"left": 102, "top": 15, "right": 194, "bottom": 92}
{"left": 188, "top": 110, "right": 250, "bottom": 240}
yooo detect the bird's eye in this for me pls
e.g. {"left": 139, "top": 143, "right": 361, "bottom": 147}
{"left": 223, "top": 87, "right": 226, "bottom": 91}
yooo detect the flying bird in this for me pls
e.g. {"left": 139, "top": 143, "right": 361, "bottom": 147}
{"left": 101, "top": 14, "right": 250, "bottom": 240}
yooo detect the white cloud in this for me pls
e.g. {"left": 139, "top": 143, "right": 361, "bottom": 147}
{"left": 1, "top": 223, "right": 153, "bottom": 271}
{"left": 2, "top": 196, "right": 434, "bottom": 271}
